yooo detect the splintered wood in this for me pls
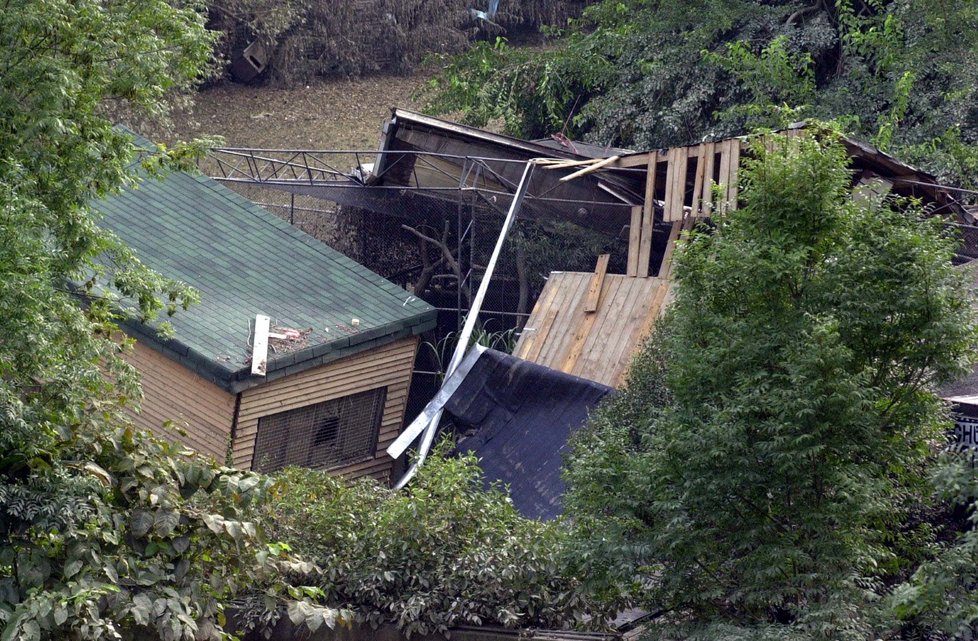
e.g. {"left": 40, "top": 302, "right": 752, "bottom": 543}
{"left": 621, "top": 137, "right": 743, "bottom": 277}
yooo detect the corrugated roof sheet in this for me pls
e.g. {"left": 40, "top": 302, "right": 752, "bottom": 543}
{"left": 93, "top": 146, "right": 435, "bottom": 390}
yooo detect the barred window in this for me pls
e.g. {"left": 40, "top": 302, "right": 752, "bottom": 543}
{"left": 252, "top": 387, "right": 386, "bottom": 473}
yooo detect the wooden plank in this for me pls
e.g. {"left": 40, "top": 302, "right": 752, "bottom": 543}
{"left": 665, "top": 146, "right": 688, "bottom": 222}
{"left": 251, "top": 314, "right": 270, "bottom": 376}
{"left": 559, "top": 155, "right": 621, "bottom": 182}
{"left": 691, "top": 143, "right": 707, "bottom": 218}
{"left": 574, "top": 276, "right": 628, "bottom": 381}
{"left": 637, "top": 152, "right": 658, "bottom": 278}
{"left": 642, "top": 151, "right": 658, "bottom": 221}
{"left": 674, "top": 146, "right": 689, "bottom": 220}
{"left": 626, "top": 206, "right": 642, "bottom": 277}
{"left": 657, "top": 220, "right": 683, "bottom": 279}
{"left": 602, "top": 279, "right": 657, "bottom": 385}
{"left": 540, "top": 274, "right": 591, "bottom": 367}
{"left": 612, "top": 153, "right": 654, "bottom": 169}
{"left": 584, "top": 254, "right": 610, "bottom": 312}
{"left": 701, "top": 141, "right": 716, "bottom": 216}
{"left": 524, "top": 308, "right": 559, "bottom": 362}
{"left": 513, "top": 272, "right": 562, "bottom": 359}
{"left": 622, "top": 280, "right": 673, "bottom": 386}
{"left": 561, "top": 276, "right": 613, "bottom": 375}
{"left": 726, "top": 138, "right": 741, "bottom": 209}
{"left": 536, "top": 157, "right": 603, "bottom": 168}
{"left": 662, "top": 148, "right": 677, "bottom": 222}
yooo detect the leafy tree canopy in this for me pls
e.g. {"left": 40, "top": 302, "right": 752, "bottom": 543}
{"left": 423, "top": 0, "right": 978, "bottom": 191}
{"left": 563, "top": 131, "right": 978, "bottom": 640}
{"left": 0, "top": 2, "right": 336, "bottom": 639}
{"left": 245, "top": 448, "right": 610, "bottom": 637}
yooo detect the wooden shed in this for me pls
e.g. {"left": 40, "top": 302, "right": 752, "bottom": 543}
{"left": 93, "top": 152, "right": 436, "bottom": 482}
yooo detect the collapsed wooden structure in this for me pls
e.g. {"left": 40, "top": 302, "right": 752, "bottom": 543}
{"left": 203, "top": 112, "right": 971, "bottom": 490}
{"left": 514, "top": 124, "right": 971, "bottom": 387}
{"left": 513, "top": 271, "right": 671, "bottom": 387}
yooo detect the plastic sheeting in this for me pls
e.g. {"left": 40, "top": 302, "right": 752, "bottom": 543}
{"left": 445, "top": 349, "right": 614, "bottom": 520}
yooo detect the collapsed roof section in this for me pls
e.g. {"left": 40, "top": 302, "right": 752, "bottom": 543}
{"left": 207, "top": 110, "right": 971, "bottom": 265}
{"left": 369, "top": 109, "right": 646, "bottom": 236}
{"left": 208, "top": 108, "right": 648, "bottom": 239}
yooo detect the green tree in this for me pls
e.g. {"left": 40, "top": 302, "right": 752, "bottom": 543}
{"left": 563, "top": 131, "right": 978, "bottom": 640}
{"left": 891, "top": 452, "right": 978, "bottom": 638}
{"left": 245, "top": 448, "right": 610, "bottom": 637}
{"left": 423, "top": 0, "right": 978, "bottom": 191}
{"left": 0, "top": 2, "right": 336, "bottom": 639}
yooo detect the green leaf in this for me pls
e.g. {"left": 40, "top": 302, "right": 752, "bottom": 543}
{"left": 131, "top": 510, "right": 154, "bottom": 538}
{"left": 131, "top": 593, "right": 153, "bottom": 626}
{"left": 287, "top": 600, "right": 306, "bottom": 626}
{"left": 153, "top": 510, "right": 180, "bottom": 537}
{"left": 172, "top": 536, "right": 190, "bottom": 554}
{"left": 63, "top": 559, "right": 83, "bottom": 579}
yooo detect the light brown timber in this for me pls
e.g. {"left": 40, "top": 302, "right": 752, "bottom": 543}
{"left": 584, "top": 254, "right": 611, "bottom": 313}
{"left": 124, "top": 341, "right": 236, "bottom": 461}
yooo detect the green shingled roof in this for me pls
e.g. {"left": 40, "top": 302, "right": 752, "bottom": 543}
{"left": 93, "top": 154, "right": 435, "bottom": 392}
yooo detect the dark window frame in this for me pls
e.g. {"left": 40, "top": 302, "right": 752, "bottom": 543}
{"left": 252, "top": 387, "right": 387, "bottom": 473}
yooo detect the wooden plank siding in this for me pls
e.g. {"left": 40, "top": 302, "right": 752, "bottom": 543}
{"left": 233, "top": 336, "right": 419, "bottom": 482}
{"left": 513, "top": 273, "right": 671, "bottom": 387}
{"left": 125, "top": 341, "right": 236, "bottom": 461}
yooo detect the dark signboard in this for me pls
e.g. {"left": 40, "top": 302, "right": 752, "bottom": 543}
{"left": 951, "top": 402, "right": 978, "bottom": 466}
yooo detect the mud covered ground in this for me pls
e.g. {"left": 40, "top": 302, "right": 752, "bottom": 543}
{"left": 167, "top": 71, "right": 432, "bottom": 150}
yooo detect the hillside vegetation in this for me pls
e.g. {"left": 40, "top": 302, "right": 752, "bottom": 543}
{"left": 424, "top": 0, "right": 978, "bottom": 192}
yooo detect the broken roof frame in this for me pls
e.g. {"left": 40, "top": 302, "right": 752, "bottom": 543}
{"left": 208, "top": 148, "right": 645, "bottom": 238}
{"left": 208, "top": 110, "right": 969, "bottom": 232}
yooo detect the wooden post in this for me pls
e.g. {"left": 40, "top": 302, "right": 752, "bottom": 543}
{"left": 584, "top": 254, "right": 610, "bottom": 312}
{"left": 637, "top": 152, "right": 658, "bottom": 277}
{"left": 691, "top": 144, "right": 706, "bottom": 218}
{"left": 626, "top": 206, "right": 642, "bottom": 277}
{"left": 726, "top": 138, "right": 741, "bottom": 209}
{"left": 701, "top": 141, "right": 716, "bottom": 216}
{"left": 666, "top": 147, "right": 688, "bottom": 222}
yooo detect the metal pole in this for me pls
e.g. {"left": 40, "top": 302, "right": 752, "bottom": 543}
{"left": 389, "top": 160, "right": 537, "bottom": 489}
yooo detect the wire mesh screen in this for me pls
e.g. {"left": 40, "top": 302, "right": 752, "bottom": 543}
{"left": 252, "top": 387, "right": 386, "bottom": 473}
{"left": 949, "top": 220, "right": 978, "bottom": 264}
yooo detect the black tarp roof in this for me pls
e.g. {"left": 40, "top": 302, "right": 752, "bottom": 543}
{"left": 445, "top": 348, "right": 614, "bottom": 520}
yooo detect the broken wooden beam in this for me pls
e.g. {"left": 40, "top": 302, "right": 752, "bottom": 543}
{"left": 584, "top": 254, "right": 610, "bottom": 313}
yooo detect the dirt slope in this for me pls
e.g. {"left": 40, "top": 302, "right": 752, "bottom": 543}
{"left": 168, "top": 72, "right": 431, "bottom": 150}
